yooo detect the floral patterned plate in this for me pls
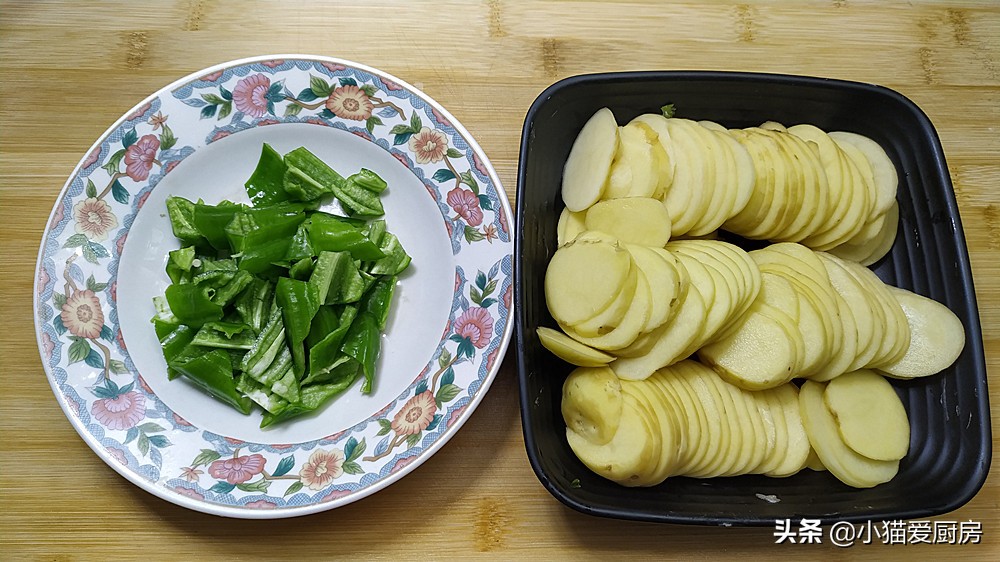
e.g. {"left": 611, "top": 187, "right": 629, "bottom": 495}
{"left": 33, "top": 55, "right": 514, "bottom": 518}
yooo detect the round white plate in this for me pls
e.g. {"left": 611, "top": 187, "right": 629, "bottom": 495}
{"left": 33, "top": 55, "right": 514, "bottom": 518}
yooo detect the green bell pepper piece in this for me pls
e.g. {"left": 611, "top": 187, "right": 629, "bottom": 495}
{"left": 237, "top": 237, "right": 293, "bottom": 274}
{"left": 350, "top": 168, "right": 387, "bottom": 194}
{"left": 233, "top": 278, "right": 274, "bottom": 334}
{"left": 289, "top": 257, "right": 314, "bottom": 281}
{"left": 164, "top": 284, "right": 223, "bottom": 327}
{"left": 275, "top": 277, "right": 320, "bottom": 377}
{"left": 193, "top": 200, "right": 243, "bottom": 252}
{"left": 259, "top": 375, "right": 360, "bottom": 428}
{"left": 307, "top": 212, "right": 385, "bottom": 261}
{"left": 341, "top": 311, "right": 380, "bottom": 394}
{"left": 244, "top": 143, "right": 291, "bottom": 206}
{"left": 165, "top": 196, "right": 208, "bottom": 248}
{"left": 192, "top": 322, "right": 256, "bottom": 350}
{"left": 171, "top": 349, "right": 253, "bottom": 415}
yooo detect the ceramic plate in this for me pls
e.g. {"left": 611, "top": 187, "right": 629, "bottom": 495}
{"left": 33, "top": 55, "right": 514, "bottom": 518}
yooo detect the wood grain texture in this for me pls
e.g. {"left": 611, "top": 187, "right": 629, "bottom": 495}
{"left": 1, "top": 0, "right": 997, "bottom": 559}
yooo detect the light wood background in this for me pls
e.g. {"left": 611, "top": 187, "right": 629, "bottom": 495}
{"left": 2, "top": 1, "right": 998, "bottom": 559}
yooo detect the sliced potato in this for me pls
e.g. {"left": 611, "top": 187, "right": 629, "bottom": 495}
{"left": 561, "top": 366, "right": 623, "bottom": 445}
{"left": 537, "top": 327, "right": 615, "bottom": 367}
{"left": 799, "top": 380, "right": 899, "bottom": 488}
{"left": 611, "top": 284, "right": 707, "bottom": 380}
{"left": 545, "top": 237, "right": 631, "bottom": 325}
{"left": 698, "top": 301, "right": 802, "bottom": 390}
{"left": 828, "top": 131, "right": 897, "bottom": 218}
{"left": 766, "top": 382, "right": 811, "bottom": 477}
{"left": 562, "top": 265, "right": 652, "bottom": 351}
{"left": 824, "top": 370, "right": 910, "bottom": 461}
{"left": 566, "top": 393, "right": 659, "bottom": 486}
{"left": 556, "top": 208, "right": 588, "bottom": 247}
{"left": 585, "top": 197, "right": 672, "bottom": 247}
{"left": 562, "top": 107, "right": 618, "bottom": 212}
{"left": 879, "top": 287, "right": 965, "bottom": 378}
{"left": 605, "top": 123, "right": 659, "bottom": 199}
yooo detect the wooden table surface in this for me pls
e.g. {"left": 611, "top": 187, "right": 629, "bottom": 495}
{"left": 2, "top": 1, "right": 998, "bottom": 559}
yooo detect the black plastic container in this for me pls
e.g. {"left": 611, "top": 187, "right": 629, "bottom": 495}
{"left": 514, "top": 71, "right": 990, "bottom": 526}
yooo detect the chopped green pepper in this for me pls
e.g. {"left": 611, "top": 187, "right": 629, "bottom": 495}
{"left": 244, "top": 143, "right": 290, "bottom": 206}
{"left": 275, "top": 277, "right": 320, "bottom": 377}
{"left": 164, "top": 284, "right": 223, "bottom": 327}
{"left": 171, "top": 349, "right": 253, "bottom": 414}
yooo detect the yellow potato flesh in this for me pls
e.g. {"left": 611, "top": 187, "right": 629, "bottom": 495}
{"left": 799, "top": 381, "right": 899, "bottom": 488}
{"left": 566, "top": 393, "right": 659, "bottom": 486}
{"left": 879, "top": 287, "right": 966, "bottom": 378}
{"left": 585, "top": 197, "right": 672, "bottom": 247}
{"left": 537, "top": 327, "right": 614, "bottom": 367}
{"left": 605, "top": 124, "right": 659, "bottom": 199}
{"left": 545, "top": 238, "right": 631, "bottom": 325}
{"left": 824, "top": 370, "right": 910, "bottom": 461}
{"left": 561, "top": 366, "right": 623, "bottom": 445}
{"left": 562, "top": 107, "right": 618, "bottom": 212}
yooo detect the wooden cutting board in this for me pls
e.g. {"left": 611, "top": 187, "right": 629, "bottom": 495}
{"left": 2, "top": 1, "right": 998, "bottom": 558}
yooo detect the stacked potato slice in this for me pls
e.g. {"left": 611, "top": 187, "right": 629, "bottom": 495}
{"left": 563, "top": 361, "right": 811, "bottom": 486}
{"left": 542, "top": 234, "right": 761, "bottom": 382}
{"left": 697, "top": 242, "right": 964, "bottom": 390}
{"left": 799, "top": 371, "right": 910, "bottom": 488}
{"left": 560, "top": 108, "right": 901, "bottom": 264}
{"left": 545, "top": 107, "right": 967, "bottom": 491}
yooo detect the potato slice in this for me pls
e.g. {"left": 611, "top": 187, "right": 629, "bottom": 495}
{"left": 569, "top": 265, "right": 637, "bottom": 337}
{"left": 562, "top": 107, "right": 618, "bottom": 212}
{"left": 717, "top": 129, "right": 756, "bottom": 218}
{"left": 824, "top": 370, "right": 910, "bottom": 461}
{"left": 649, "top": 364, "right": 705, "bottom": 474}
{"left": 556, "top": 208, "right": 588, "bottom": 247}
{"left": 626, "top": 244, "right": 681, "bottom": 333}
{"left": 630, "top": 121, "right": 675, "bottom": 199}
{"left": 838, "top": 260, "right": 911, "bottom": 367}
{"left": 561, "top": 366, "right": 623, "bottom": 445}
{"left": 799, "top": 380, "right": 899, "bottom": 488}
{"left": 545, "top": 238, "right": 632, "bottom": 325}
{"left": 621, "top": 381, "right": 681, "bottom": 484}
{"left": 878, "top": 287, "right": 966, "bottom": 378}
{"left": 687, "top": 122, "right": 731, "bottom": 236}
{"left": 605, "top": 123, "right": 659, "bottom": 199}
{"left": 698, "top": 301, "right": 802, "bottom": 390}
{"left": 562, "top": 265, "right": 652, "bottom": 351}
{"left": 566, "top": 393, "right": 659, "bottom": 486}
{"left": 751, "top": 388, "right": 786, "bottom": 475}
{"left": 759, "top": 120, "right": 787, "bottom": 132}
{"left": 818, "top": 253, "right": 880, "bottom": 371}
{"left": 724, "top": 129, "right": 776, "bottom": 235}
{"left": 781, "top": 130, "right": 832, "bottom": 242}
{"left": 805, "top": 449, "right": 827, "bottom": 471}
{"left": 828, "top": 131, "right": 897, "bottom": 218}
{"left": 677, "top": 364, "right": 729, "bottom": 478}
{"left": 829, "top": 202, "right": 899, "bottom": 266}
{"left": 585, "top": 197, "right": 672, "bottom": 247}
{"left": 765, "top": 382, "right": 812, "bottom": 477}
{"left": 537, "top": 327, "right": 615, "bottom": 367}
{"left": 610, "top": 284, "right": 707, "bottom": 380}
{"left": 830, "top": 135, "right": 881, "bottom": 223}
{"left": 662, "top": 119, "right": 712, "bottom": 235}
{"left": 628, "top": 115, "right": 676, "bottom": 200}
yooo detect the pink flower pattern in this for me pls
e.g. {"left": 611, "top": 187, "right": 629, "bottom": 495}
{"left": 124, "top": 134, "right": 159, "bottom": 181}
{"left": 232, "top": 73, "right": 271, "bottom": 118}
{"left": 447, "top": 187, "right": 483, "bottom": 226}
{"left": 61, "top": 289, "right": 104, "bottom": 339}
{"left": 246, "top": 500, "right": 277, "bottom": 509}
{"left": 407, "top": 127, "right": 449, "bottom": 164}
{"left": 326, "top": 85, "right": 373, "bottom": 121}
{"left": 73, "top": 198, "right": 118, "bottom": 241}
{"left": 208, "top": 454, "right": 266, "bottom": 484}
{"left": 91, "top": 391, "right": 145, "bottom": 430}
{"left": 454, "top": 307, "right": 494, "bottom": 348}
{"left": 299, "top": 449, "right": 345, "bottom": 490}
{"left": 174, "top": 486, "right": 205, "bottom": 500}
{"left": 391, "top": 391, "right": 437, "bottom": 435}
